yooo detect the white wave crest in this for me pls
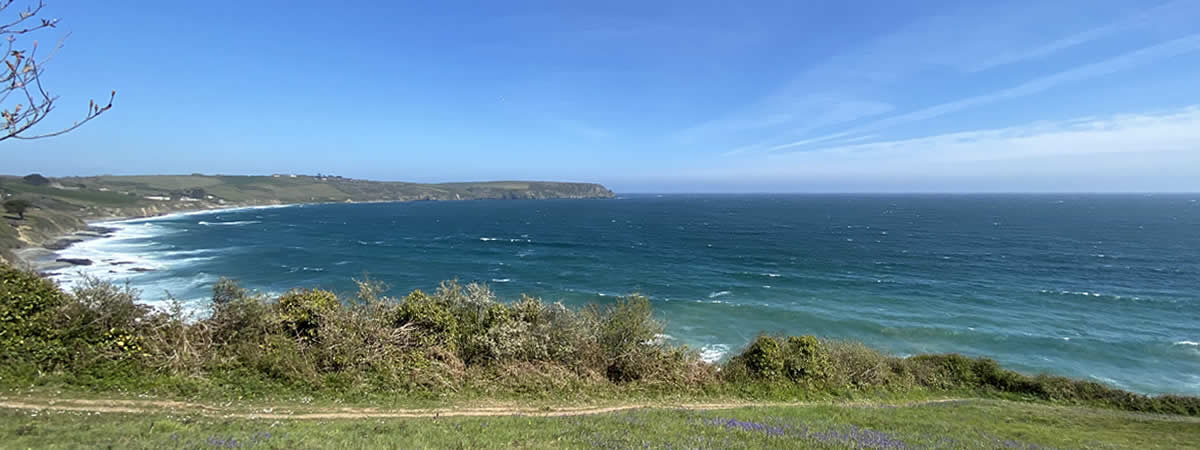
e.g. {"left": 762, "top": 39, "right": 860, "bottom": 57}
{"left": 699, "top": 344, "right": 730, "bottom": 363}
{"left": 708, "top": 291, "right": 731, "bottom": 299}
{"left": 490, "top": 278, "right": 511, "bottom": 283}
{"left": 1175, "top": 341, "right": 1200, "bottom": 347}
{"left": 480, "top": 237, "right": 532, "bottom": 243}
{"left": 198, "top": 220, "right": 261, "bottom": 226}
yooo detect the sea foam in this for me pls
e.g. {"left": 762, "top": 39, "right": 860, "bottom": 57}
{"left": 699, "top": 344, "right": 730, "bottom": 363}
{"left": 198, "top": 220, "right": 261, "bottom": 226}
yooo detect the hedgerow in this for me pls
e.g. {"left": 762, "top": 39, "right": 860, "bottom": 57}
{"left": 0, "top": 264, "right": 1195, "bottom": 415}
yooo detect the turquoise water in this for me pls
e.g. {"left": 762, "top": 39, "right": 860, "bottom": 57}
{"left": 53, "top": 195, "right": 1200, "bottom": 395}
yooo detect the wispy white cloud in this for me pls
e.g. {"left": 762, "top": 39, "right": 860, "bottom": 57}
{"left": 761, "top": 106, "right": 1200, "bottom": 176}
{"left": 770, "top": 33, "right": 1200, "bottom": 153}
{"left": 965, "top": 0, "right": 1197, "bottom": 72}
{"left": 674, "top": 97, "right": 892, "bottom": 146}
{"left": 686, "top": 1, "right": 1200, "bottom": 158}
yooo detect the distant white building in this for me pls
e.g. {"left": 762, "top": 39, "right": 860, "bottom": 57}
{"left": 179, "top": 197, "right": 201, "bottom": 203}
{"left": 144, "top": 195, "right": 170, "bottom": 201}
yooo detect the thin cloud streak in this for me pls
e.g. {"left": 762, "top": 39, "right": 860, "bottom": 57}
{"left": 765, "top": 106, "right": 1200, "bottom": 174}
{"left": 964, "top": 0, "right": 1195, "bottom": 72}
{"left": 770, "top": 33, "right": 1200, "bottom": 154}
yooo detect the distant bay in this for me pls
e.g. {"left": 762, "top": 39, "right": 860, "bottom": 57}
{"left": 47, "top": 194, "right": 1200, "bottom": 395}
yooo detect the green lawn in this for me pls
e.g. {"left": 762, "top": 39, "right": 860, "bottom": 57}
{"left": 1, "top": 399, "right": 1195, "bottom": 449}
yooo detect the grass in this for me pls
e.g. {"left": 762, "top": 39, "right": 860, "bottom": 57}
{"left": 0, "top": 399, "right": 1195, "bottom": 448}
{"left": 0, "top": 181, "right": 138, "bottom": 206}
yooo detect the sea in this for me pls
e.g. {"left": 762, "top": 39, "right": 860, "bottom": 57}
{"left": 47, "top": 194, "right": 1200, "bottom": 395}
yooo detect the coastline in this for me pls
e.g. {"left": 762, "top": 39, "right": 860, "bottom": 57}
{"left": 13, "top": 202, "right": 309, "bottom": 274}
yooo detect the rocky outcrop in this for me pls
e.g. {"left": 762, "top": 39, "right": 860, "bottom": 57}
{"left": 56, "top": 258, "right": 93, "bottom": 266}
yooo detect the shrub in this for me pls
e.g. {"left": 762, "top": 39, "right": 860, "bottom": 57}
{"left": 725, "top": 335, "right": 833, "bottom": 386}
{"left": 277, "top": 288, "right": 339, "bottom": 341}
{"left": 211, "top": 277, "right": 248, "bottom": 306}
{"left": 822, "top": 339, "right": 907, "bottom": 389}
{"left": 730, "top": 335, "right": 785, "bottom": 380}
{"left": 393, "top": 289, "right": 460, "bottom": 349}
{"left": 209, "top": 280, "right": 270, "bottom": 345}
{"left": 0, "top": 268, "right": 1195, "bottom": 416}
{"left": 3, "top": 199, "right": 32, "bottom": 219}
{"left": 58, "top": 277, "right": 152, "bottom": 362}
{"left": 589, "top": 295, "right": 665, "bottom": 382}
{"left": 782, "top": 336, "right": 832, "bottom": 384}
{"left": 0, "top": 265, "right": 69, "bottom": 364}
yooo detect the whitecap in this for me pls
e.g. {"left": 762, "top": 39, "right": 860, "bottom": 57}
{"left": 708, "top": 291, "right": 731, "bottom": 299}
{"left": 765, "top": 273, "right": 781, "bottom": 278}
{"left": 197, "top": 220, "right": 261, "bottom": 226}
{"left": 699, "top": 344, "right": 730, "bottom": 363}
{"left": 490, "top": 278, "right": 511, "bottom": 283}
{"left": 479, "top": 237, "right": 531, "bottom": 243}
{"left": 1175, "top": 341, "right": 1200, "bottom": 347}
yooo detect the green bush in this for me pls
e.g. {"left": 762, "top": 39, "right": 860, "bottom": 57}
{"left": 393, "top": 289, "right": 460, "bottom": 349}
{"left": 211, "top": 277, "right": 248, "bottom": 306}
{"left": 58, "top": 278, "right": 152, "bottom": 362}
{"left": 822, "top": 339, "right": 908, "bottom": 389}
{"left": 726, "top": 335, "right": 832, "bottom": 386}
{"left": 277, "top": 288, "right": 339, "bottom": 341}
{"left": 590, "top": 295, "right": 664, "bottom": 382}
{"left": 730, "top": 335, "right": 785, "bottom": 380}
{"left": 0, "top": 266, "right": 69, "bottom": 364}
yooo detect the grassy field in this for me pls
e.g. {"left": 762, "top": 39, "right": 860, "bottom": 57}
{"left": 1, "top": 398, "right": 1195, "bottom": 449}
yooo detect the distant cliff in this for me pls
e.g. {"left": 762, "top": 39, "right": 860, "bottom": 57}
{"left": 0, "top": 174, "right": 614, "bottom": 264}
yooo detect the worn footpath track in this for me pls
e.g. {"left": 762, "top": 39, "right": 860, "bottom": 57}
{"left": 0, "top": 397, "right": 969, "bottom": 420}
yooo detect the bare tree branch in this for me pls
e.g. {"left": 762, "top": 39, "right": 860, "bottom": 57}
{"left": 0, "top": 1, "right": 113, "bottom": 142}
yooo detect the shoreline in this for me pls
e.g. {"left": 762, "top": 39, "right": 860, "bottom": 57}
{"left": 13, "top": 202, "right": 311, "bottom": 274}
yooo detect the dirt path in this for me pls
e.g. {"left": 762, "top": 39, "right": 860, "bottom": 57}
{"left": 0, "top": 397, "right": 968, "bottom": 420}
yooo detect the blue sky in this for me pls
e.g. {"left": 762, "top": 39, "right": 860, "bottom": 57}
{"left": 5, "top": 0, "right": 1200, "bottom": 192}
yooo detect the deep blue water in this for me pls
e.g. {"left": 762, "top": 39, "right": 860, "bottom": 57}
{"left": 54, "top": 194, "right": 1200, "bottom": 395}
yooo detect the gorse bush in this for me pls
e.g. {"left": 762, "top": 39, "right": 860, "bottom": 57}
{"left": 0, "top": 264, "right": 1196, "bottom": 415}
